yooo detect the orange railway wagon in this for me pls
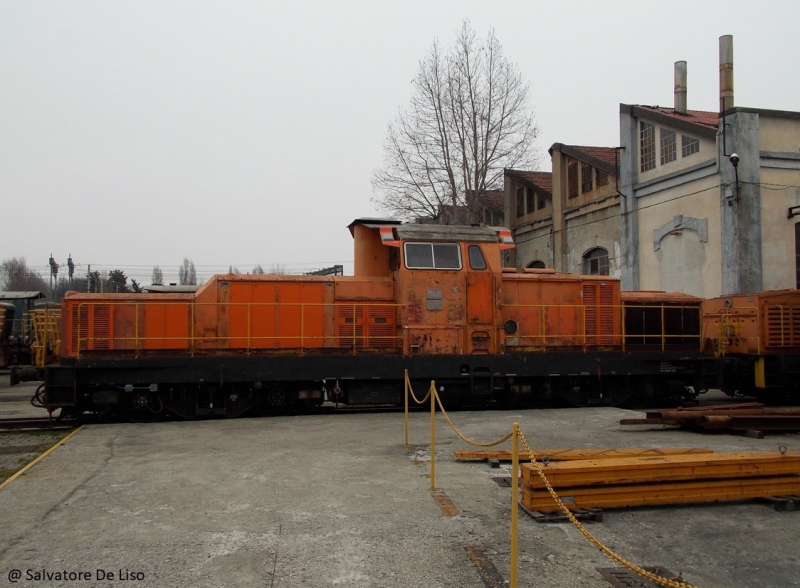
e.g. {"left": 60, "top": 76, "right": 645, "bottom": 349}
{"left": 41, "top": 219, "right": 709, "bottom": 419}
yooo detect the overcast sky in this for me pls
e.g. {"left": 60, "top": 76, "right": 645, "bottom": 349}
{"left": 2, "top": 1, "right": 799, "bottom": 285}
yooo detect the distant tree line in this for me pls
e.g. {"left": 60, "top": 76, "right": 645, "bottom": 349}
{"left": 1, "top": 256, "right": 294, "bottom": 301}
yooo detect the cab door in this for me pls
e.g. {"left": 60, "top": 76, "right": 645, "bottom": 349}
{"left": 465, "top": 244, "right": 496, "bottom": 354}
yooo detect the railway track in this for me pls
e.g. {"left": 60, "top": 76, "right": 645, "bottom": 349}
{"left": 0, "top": 417, "right": 78, "bottom": 432}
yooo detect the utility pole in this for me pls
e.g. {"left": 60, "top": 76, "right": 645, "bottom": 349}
{"left": 48, "top": 254, "right": 59, "bottom": 295}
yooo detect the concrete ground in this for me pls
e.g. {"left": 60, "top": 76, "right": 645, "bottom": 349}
{"left": 1, "top": 378, "right": 799, "bottom": 587}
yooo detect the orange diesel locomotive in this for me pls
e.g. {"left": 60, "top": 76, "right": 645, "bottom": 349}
{"left": 42, "top": 219, "right": 712, "bottom": 418}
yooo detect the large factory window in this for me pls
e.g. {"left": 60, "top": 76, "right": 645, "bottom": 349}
{"left": 583, "top": 248, "right": 609, "bottom": 275}
{"left": 640, "top": 122, "right": 655, "bottom": 172}
{"left": 405, "top": 242, "right": 462, "bottom": 270}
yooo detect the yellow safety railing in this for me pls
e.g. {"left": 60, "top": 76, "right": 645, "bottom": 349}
{"left": 30, "top": 308, "right": 61, "bottom": 367}
{"left": 404, "top": 371, "right": 699, "bottom": 588}
{"left": 500, "top": 302, "right": 702, "bottom": 352}
{"left": 72, "top": 301, "right": 402, "bottom": 358}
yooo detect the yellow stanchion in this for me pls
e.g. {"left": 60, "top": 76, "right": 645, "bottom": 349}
{"left": 404, "top": 369, "right": 409, "bottom": 450}
{"left": 511, "top": 423, "right": 519, "bottom": 588}
{"left": 430, "top": 381, "right": 436, "bottom": 491}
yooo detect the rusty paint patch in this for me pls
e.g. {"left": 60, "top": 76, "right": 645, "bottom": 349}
{"left": 464, "top": 547, "right": 505, "bottom": 588}
{"left": 431, "top": 489, "right": 459, "bottom": 516}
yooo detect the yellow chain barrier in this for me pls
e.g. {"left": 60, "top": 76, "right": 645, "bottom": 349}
{"left": 515, "top": 424, "right": 698, "bottom": 588}
{"left": 405, "top": 371, "right": 699, "bottom": 588}
{"left": 404, "top": 370, "right": 431, "bottom": 405}
{"left": 434, "top": 391, "right": 513, "bottom": 448}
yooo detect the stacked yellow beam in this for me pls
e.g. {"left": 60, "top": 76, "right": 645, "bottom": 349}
{"left": 521, "top": 450, "right": 800, "bottom": 512}
{"left": 455, "top": 447, "right": 714, "bottom": 462}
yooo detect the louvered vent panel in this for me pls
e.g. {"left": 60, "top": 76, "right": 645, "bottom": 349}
{"left": 337, "top": 305, "right": 365, "bottom": 348}
{"left": 583, "top": 284, "right": 598, "bottom": 339}
{"left": 368, "top": 307, "right": 396, "bottom": 348}
{"left": 598, "top": 283, "right": 615, "bottom": 344}
{"left": 92, "top": 305, "right": 111, "bottom": 349}
{"left": 766, "top": 305, "right": 800, "bottom": 348}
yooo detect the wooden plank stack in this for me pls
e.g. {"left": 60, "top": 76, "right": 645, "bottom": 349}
{"left": 520, "top": 450, "right": 800, "bottom": 512}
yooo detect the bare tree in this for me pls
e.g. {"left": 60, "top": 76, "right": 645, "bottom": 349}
{"left": 372, "top": 20, "right": 540, "bottom": 223}
{"left": 269, "top": 264, "right": 287, "bottom": 275}
{"left": 0, "top": 257, "right": 49, "bottom": 292}
{"left": 252, "top": 264, "right": 265, "bottom": 275}
{"left": 151, "top": 265, "right": 164, "bottom": 285}
{"left": 228, "top": 265, "right": 241, "bottom": 274}
{"left": 178, "top": 258, "right": 197, "bottom": 286}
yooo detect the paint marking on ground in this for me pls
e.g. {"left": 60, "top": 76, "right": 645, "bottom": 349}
{"left": 464, "top": 546, "right": 505, "bottom": 588}
{"left": 431, "top": 488, "right": 459, "bottom": 516}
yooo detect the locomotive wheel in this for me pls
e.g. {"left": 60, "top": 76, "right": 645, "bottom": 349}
{"left": 267, "top": 388, "right": 287, "bottom": 407}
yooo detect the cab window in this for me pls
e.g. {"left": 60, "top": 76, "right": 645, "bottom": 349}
{"left": 468, "top": 245, "right": 487, "bottom": 270}
{"left": 404, "top": 243, "right": 462, "bottom": 270}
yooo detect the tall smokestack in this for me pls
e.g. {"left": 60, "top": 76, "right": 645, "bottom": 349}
{"left": 719, "top": 35, "right": 734, "bottom": 113}
{"left": 674, "top": 61, "right": 687, "bottom": 114}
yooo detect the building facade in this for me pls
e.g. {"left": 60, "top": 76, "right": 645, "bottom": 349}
{"left": 504, "top": 145, "right": 620, "bottom": 276}
{"left": 619, "top": 38, "right": 800, "bottom": 297}
{"left": 506, "top": 36, "right": 800, "bottom": 298}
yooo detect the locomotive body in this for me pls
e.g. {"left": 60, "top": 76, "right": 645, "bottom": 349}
{"left": 702, "top": 290, "right": 800, "bottom": 401}
{"left": 43, "top": 219, "right": 710, "bottom": 418}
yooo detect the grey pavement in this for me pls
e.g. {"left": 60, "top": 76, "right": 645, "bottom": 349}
{"left": 1, "top": 381, "right": 799, "bottom": 587}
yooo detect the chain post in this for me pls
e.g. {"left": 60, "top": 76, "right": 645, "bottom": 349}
{"left": 511, "top": 423, "right": 519, "bottom": 588}
{"left": 430, "top": 380, "right": 436, "bottom": 492}
{"left": 404, "top": 369, "right": 409, "bottom": 450}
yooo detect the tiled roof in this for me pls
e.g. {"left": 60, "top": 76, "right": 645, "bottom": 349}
{"left": 483, "top": 189, "right": 505, "bottom": 210}
{"left": 506, "top": 170, "right": 553, "bottom": 194}
{"left": 565, "top": 146, "right": 619, "bottom": 167}
{"left": 633, "top": 106, "right": 719, "bottom": 130}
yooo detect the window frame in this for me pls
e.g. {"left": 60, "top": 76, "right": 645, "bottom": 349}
{"left": 468, "top": 245, "right": 488, "bottom": 270}
{"left": 596, "top": 168, "right": 609, "bottom": 188}
{"left": 581, "top": 161, "right": 593, "bottom": 193}
{"left": 568, "top": 160, "right": 579, "bottom": 198}
{"left": 583, "top": 247, "right": 609, "bottom": 276}
{"left": 640, "top": 122, "right": 656, "bottom": 172}
{"left": 681, "top": 134, "right": 700, "bottom": 158}
{"left": 660, "top": 128, "right": 677, "bottom": 165}
{"left": 403, "top": 242, "right": 463, "bottom": 271}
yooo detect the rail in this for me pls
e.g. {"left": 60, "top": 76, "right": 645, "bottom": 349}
{"left": 71, "top": 301, "right": 403, "bottom": 358}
